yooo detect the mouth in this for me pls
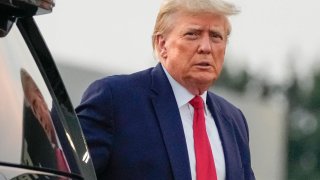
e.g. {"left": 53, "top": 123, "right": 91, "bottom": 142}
{"left": 197, "top": 62, "right": 211, "bottom": 66}
{"left": 194, "top": 61, "right": 213, "bottom": 69}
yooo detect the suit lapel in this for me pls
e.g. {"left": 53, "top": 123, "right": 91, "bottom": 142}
{"left": 206, "top": 93, "right": 243, "bottom": 180}
{"left": 150, "top": 64, "right": 192, "bottom": 180}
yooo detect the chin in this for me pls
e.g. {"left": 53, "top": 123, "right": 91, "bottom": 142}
{"left": 193, "top": 78, "right": 215, "bottom": 88}
{"left": 197, "top": 73, "right": 216, "bottom": 82}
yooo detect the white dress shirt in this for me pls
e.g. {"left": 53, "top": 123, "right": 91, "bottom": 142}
{"left": 162, "top": 65, "right": 226, "bottom": 180}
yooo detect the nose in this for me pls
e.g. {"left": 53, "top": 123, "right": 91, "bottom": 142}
{"left": 197, "top": 35, "right": 211, "bottom": 54}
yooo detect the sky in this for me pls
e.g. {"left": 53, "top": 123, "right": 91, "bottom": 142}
{"left": 35, "top": 0, "right": 320, "bottom": 84}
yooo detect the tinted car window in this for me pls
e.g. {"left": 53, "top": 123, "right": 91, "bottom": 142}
{"left": 0, "top": 1, "right": 96, "bottom": 179}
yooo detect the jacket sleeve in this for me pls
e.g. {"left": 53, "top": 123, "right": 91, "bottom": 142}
{"left": 75, "top": 79, "right": 114, "bottom": 177}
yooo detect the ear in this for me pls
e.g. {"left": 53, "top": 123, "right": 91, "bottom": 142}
{"left": 156, "top": 34, "right": 167, "bottom": 59}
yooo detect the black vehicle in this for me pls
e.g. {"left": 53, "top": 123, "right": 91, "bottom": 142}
{"left": 0, "top": 0, "right": 97, "bottom": 179}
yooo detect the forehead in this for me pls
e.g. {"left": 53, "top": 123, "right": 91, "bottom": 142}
{"left": 170, "top": 11, "right": 228, "bottom": 31}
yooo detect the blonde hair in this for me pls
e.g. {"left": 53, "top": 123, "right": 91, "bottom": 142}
{"left": 152, "top": 0, "right": 240, "bottom": 58}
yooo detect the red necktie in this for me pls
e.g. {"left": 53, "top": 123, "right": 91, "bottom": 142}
{"left": 55, "top": 147, "right": 70, "bottom": 173}
{"left": 190, "top": 96, "right": 217, "bottom": 180}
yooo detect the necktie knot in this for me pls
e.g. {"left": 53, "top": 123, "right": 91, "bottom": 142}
{"left": 189, "top": 96, "right": 204, "bottom": 109}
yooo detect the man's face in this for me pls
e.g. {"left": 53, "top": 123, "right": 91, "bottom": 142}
{"left": 158, "top": 11, "right": 228, "bottom": 95}
{"left": 27, "top": 88, "right": 54, "bottom": 143}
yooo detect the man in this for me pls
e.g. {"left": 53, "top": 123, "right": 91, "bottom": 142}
{"left": 76, "top": 0, "right": 255, "bottom": 179}
{"left": 20, "top": 69, "right": 70, "bottom": 174}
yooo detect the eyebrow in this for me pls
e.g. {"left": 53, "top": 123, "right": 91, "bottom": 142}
{"left": 184, "top": 26, "right": 225, "bottom": 36}
{"left": 184, "top": 25, "right": 202, "bottom": 31}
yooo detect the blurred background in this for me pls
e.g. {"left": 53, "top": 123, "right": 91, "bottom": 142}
{"left": 34, "top": 0, "right": 320, "bottom": 179}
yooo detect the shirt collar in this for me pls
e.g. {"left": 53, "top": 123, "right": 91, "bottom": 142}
{"left": 162, "top": 64, "right": 207, "bottom": 108}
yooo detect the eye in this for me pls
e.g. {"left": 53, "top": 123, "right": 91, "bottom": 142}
{"left": 184, "top": 31, "right": 199, "bottom": 40}
{"left": 186, "top": 32, "right": 196, "bottom": 36}
{"left": 210, "top": 31, "right": 224, "bottom": 42}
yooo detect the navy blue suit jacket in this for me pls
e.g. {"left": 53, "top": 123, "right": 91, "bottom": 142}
{"left": 76, "top": 64, "right": 255, "bottom": 180}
